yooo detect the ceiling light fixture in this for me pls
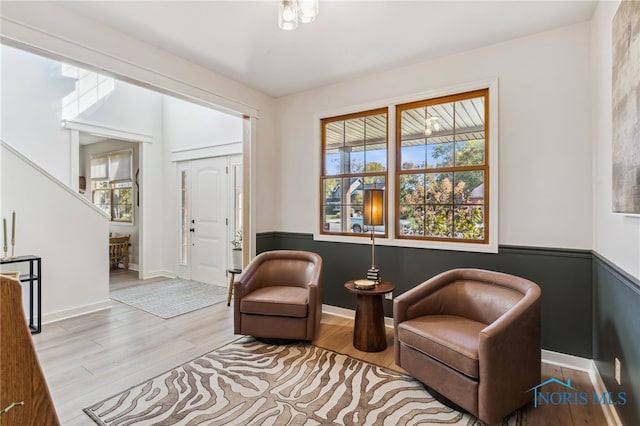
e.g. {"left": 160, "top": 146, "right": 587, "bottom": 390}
{"left": 425, "top": 116, "right": 441, "bottom": 136}
{"left": 279, "top": 0, "right": 319, "bottom": 30}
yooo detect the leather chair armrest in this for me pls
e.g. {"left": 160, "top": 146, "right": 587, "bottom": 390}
{"left": 303, "top": 256, "right": 322, "bottom": 340}
{"left": 233, "top": 258, "right": 263, "bottom": 334}
{"left": 306, "top": 283, "right": 319, "bottom": 339}
{"left": 393, "top": 298, "right": 406, "bottom": 365}
{"left": 477, "top": 290, "right": 541, "bottom": 424}
{"left": 305, "top": 255, "right": 322, "bottom": 289}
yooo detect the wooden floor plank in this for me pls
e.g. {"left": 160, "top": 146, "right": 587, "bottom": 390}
{"left": 522, "top": 363, "right": 574, "bottom": 426}
{"left": 30, "top": 270, "right": 605, "bottom": 425}
{"left": 562, "top": 367, "right": 609, "bottom": 426}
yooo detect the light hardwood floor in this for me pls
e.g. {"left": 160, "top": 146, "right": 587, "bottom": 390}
{"left": 32, "top": 270, "right": 608, "bottom": 425}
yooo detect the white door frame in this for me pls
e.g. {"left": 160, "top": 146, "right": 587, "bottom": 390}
{"left": 2, "top": 31, "right": 258, "bottom": 279}
{"left": 189, "top": 156, "right": 228, "bottom": 285}
{"left": 63, "top": 120, "right": 152, "bottom": 279}
{"left": 174, "top": 145, "right": 243, "bottom": 280}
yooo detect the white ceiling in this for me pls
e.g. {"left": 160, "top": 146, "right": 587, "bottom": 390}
{"left": 57, "top": 1, "right": 597, "bottom": 98}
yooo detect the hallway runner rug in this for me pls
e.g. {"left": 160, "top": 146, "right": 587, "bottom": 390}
{"left": 84, "top": 337, "right": 523, "bottom": 425}
{"left": 110, "top": 278, "right": 228, "bottom": 319}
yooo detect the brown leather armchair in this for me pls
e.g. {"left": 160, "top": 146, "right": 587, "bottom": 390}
{"left": 394, "top": 268, "right": 541, "bottom": 424}
{"left": 234, "top": 250, "right": 322, "bottom": 341}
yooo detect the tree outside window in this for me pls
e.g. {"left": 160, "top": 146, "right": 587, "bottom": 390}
{"left": 397, "top": 89, "right": 488, "bottom": 243}
{"left": 319, "top": 88, "right": 491, "bottom": 246}
{"left": 321, "top": 108, "right": 388, "bottom": 236}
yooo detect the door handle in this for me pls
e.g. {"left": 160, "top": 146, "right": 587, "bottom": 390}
{"left": 190, "top": 228, "right": 195, "bottom": 232}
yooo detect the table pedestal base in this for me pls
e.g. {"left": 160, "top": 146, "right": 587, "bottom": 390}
{"left": 353, "top": 293, "right": 386, "bottom": 352}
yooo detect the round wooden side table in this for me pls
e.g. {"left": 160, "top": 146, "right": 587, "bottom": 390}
{"left": 344, "top": 280, "right": 395, "bottom": 352}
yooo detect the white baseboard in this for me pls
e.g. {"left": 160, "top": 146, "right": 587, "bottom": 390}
{"left": 540, "top": 350, "right": 622, "bottom": 425}
{"left": 589, "top": 360, "right": 624, "bottom": 426}
{"left": 42, "top": 299, "right": 113, "bottom": 325}
{"left": 142, "top": 270, "right": 175, "bottom": 280}
{"left": 323, "top": 306, "right": 622, "bottom": 426}
{"left": 541, "top": 349, "right": 594, "bottom": 371}
{"left": 322, "top": 304, "right": 355, "bottom": 319}
{"left": 128, "top": 263, "right": 139, "bottom": 271}
{"left": 322, "top": 304, "right": 395, "bottom": 327}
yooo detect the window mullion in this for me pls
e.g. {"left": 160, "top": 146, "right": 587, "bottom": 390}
{"left": 396, "top": 89, "right": 488, "bottom": 243}
{"left": 110, "top": 187, "right": 115, "bottom": 221}
{"left": 321, "top": 108, "right": 388, "bottom": 237}
{"left": 387, "top": 104, "right": 396, "bottom": 240}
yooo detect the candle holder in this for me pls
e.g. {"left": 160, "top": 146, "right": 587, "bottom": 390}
{"left": 10, "top": 239, "right": 15, "bottom": 259}
{"left": 2, "top": 245, "right": 7, "bottom": 261}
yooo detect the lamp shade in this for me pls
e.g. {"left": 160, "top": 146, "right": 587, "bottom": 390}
{"left": 363, "top": 189, "right": 384, "bottom": 226}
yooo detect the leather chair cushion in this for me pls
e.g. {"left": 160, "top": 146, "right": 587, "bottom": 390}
{"left": 240, "top": 286, "right": 308, "bottom": 318}
{"left": 397, "top": 314, "right": 486, "bottom": 379}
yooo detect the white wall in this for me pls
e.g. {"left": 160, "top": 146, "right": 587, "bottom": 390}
{"left": 0, "top": 143, "right": 111, "bottom": 321}
{"left": 76, "top": 80, "right": 164, "bottom": 138}
{"left": 274, "top": 22, "right": 592, "bottom": 250}
{"left": 0, "top": 39, "right": 252, "bottom": 281}
{"left": 163, "top": 96, "right": 243, "bottom": 150}
{"left": 591, "top": 0, "right": 640, "bottom": 279}
{"left": 70, "top": 79, "right": 166, "bottom": 278}
{"left": 0, "top": 43, "right": 169, "bottom": 278}
{"left": 0, "top": 44, "right": 73, "bottom": 184}
{"left": 0, "top": 1, "right": 278, "bottom": 236}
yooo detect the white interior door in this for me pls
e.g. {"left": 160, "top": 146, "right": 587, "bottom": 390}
{"left": 189, "top": 156, "right": 227, "bottom": 285}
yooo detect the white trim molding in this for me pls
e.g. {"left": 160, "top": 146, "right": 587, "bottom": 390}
{"left": 0, "top": 11, "right": 260, "bottom": 118}
{"left": 541, "top": 350, "right": 623, "bottom": 426}
{"left": 1, "top": 139, "right": 109, "bottom": 219}
{"left": 170, "top": 141, "right": 242, "bottom": 162}
{"left": 589, "top": 360, "right": 624, "bottom": 426}
{"left": 62, "top": 120, "right": 154, "bottom": 143}
{"left": 42, "top": 299, "right": 112, "bottom": 325}
{"left": 142, "top": 270, "right": 176, "bottom": 280}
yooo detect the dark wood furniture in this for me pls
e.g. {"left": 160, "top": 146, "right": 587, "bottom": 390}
{"left": 0, "top": 255, "right": 41, "bottom": 334}
{"left": 0, "top": 276, "right": 59, "bottom": 424}
{"left": 344, "top": 280, "right": 395, "bottom": 352}
{"left": 109, "top": 235, "right": 130, "bottom": 270}
{"left": 226, "top": 268, "right": 242, "bottom": 307}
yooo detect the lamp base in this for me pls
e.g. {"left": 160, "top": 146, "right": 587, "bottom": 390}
{"left": 367, "top": 267, "right": 381, "bottom": 283}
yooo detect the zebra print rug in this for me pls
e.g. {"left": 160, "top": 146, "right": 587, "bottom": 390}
{"left": 84, "top": 337, "right": 522, "bottom": 425}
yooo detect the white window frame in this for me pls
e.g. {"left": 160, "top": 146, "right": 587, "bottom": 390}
{"left": 90, "top": 148, "right": 134, "bottom": 224}
{"left": 314, "top": 78, "right": 499, "bottom": 253}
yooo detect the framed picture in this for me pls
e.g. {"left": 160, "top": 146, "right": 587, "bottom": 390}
{"left": 612, "top": 0, "right": 640, "bottom": 214}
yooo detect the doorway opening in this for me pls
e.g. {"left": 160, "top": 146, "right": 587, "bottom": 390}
{"left": 177, "top": 154, "right": 242, "bottom": 287}
{"left": 2, "top": 42, "right": 248, "bottom": 306}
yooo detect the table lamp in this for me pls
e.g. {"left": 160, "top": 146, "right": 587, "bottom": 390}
{"left": 363, "top": 188, "right": 384, "bottom": 282}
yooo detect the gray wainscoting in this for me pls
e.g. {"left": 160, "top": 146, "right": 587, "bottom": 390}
{"left": 593, "top": 254, "right": 640, "bottom": 426}
{"left": 258, "top": 232, "right": 640, "bottom": 425}
{"left": 257, "top": 232, "right": 593, "bottom": 357}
